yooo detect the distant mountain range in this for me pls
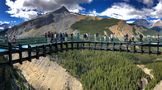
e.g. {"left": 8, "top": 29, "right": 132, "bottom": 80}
{"left": 0, "top": 23, "right": 10, "bottom": 31}
{"left": 0, "top": 6, "right": 159, "bottom": 40}
{"left": 132, "top": 19, "right": 162, "bottom": 33}
{"left": 133, "top": 19, "right": 151, "bottom": 28}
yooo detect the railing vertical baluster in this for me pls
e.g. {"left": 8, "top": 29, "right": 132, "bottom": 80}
{"left": 112, "top": 42, "right": 115, "bottom": 51}
{"left": 36, "top": 46, "right": 39, "bottom": 59}
{"left": 49, "top": 44, "right": 52, "bottom": 54}
{"left": 28, "top": 45, "right": 32, "bottom": 62}
{"left": 18, "top": 44, "right": 22, "bottom": 64}
{"left": 133, "top": 41, "right": 136, "bottom": 53}
{"left": 71, "top": 41, "right": 74, "bottom": 50}
{"left": 141, "top": 42, "right": 144, "bottom": 53}
{"left": 60, "top": 42, "right": 63, "bottom": 52}
{"left": 126, "top": 42, "right": 129, "bottom": 52}
{"left": 43, "top": 45, "right": 46, "bottom": 57}
{"left": 100, "top": 42, "right": 103, "bottom": 50}
{"left": 94, "top": 42, "right": 97, "bottom": 50}
{"left": 157, "top": 38, "right": 160, "bottom": 55}
{"left": 8, "top": 42, "right": 12, "bottom": 65}
{"left": 106, "top": 42, "right": 109, "bottom": 50}
{"left": 148, "top": 41, "right": 151, "bottom": 54}
{"left": 55, "top": 43, "right": 58, "bottom": 53}
{"left": 77, "top": 42, "right": 79, "bottom": 50}
{"left": 82, "top": 42, "right": 85, "bottom": 49}
{"left": 119, "top": 43, "right": 122, "bottom": 52}
{"left": 89, "top": 42, "right": 91, "bottom": 50}
{"left": 65, "top": 42, "right": 68, "bottom": 51}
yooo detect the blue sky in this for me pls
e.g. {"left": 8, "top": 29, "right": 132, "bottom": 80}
{"left": 0, "top": 0, "right": 162, "bottom": 25}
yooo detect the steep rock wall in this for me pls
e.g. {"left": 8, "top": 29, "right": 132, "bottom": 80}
{"left": 13, "top": 54, "right": 83, "bottom": 90}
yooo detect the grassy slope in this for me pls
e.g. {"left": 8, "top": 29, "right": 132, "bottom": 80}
{"left": 145, "top": 62, "right": 162, "bottom": 89}
{"left": 56, "top": 50, "right": 147, "bottom": 90}
{"left": 71, "top": 18, "right": 120, "bottom": 35}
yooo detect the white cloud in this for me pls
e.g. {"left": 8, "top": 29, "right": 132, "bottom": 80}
{"left": 0, "top": 21, "right": 10, "bottom": 24}
{"left": 86, "top": 10, "right": 100, "bottom": 16}
{"left": 126, "top": 20, "right": 135, "bottom": 24}
{"left": 138, "top": 0, "right": 153, "bottom": 6}
{"left": 6, "top": 0, "right": 93, "bottom": 20}
{"left": 100, "top": 1, "right": 162, "bottom": 20}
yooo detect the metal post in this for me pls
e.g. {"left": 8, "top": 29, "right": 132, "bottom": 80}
{"left": 71, "top": 42, "right": 74, "bottom": 50}
{"left": 8, "top": 42, "right": 12, "bottom": 65}
{"left": 54, "top": 43, "right": 58, "bottom": 53}
{"left": 89, "top": 42, "right": 91, "bottom": 50}
{"left": 126, "top": 42, "right": 129, "bottom": 52}
{"left": 82, "top": 43, "right": 85, "bottom": 49}
{"left": 107, "top": 42, "right": 109, "bottom": 50}
{"left": 28, "top": 45, "right": 32, "bottom": 62}
{"left": 100, "top": 42, "right": 103, "bottom": 50}
{"left": 43, "top": 45, "right": 46, "bottom": 57}
{"left": 119, "top": 43, "right": 122, "bottom": 52}
{"left": 133, "top": 41, "right": 136, "bottom": 53}
{"left": 77, "top": 42, "right": 79, "bottom": 50}
{"left": 65, "top": 42, "right": 68, "bottom": 51}
{"left": 60, "top": 42, "right": 63, "bottom": 52}
{"left": 18, "top": 44, "right": 22, "bottom": 64}
{"left": 141, "top": 42, "right": 144, "bottom": 53}
{"left": 148, "top": 41, "right": 151, "bottom": 54}
{"left": 36, "top": 46, "right": 39, "bottom": 59}
{"left": 49, "top": 44, "right": 52, "bottom": 54}
{"left": 112, "top": 42, "right": 115, "bottom": 51}
{"left": 157, "top": 34, "right": 160, "bottom": 55}
{"left": 94, "top": 42, "right": 97, "bottom": 50}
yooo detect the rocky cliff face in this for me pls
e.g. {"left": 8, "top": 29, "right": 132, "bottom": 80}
{"left": 13, "top": 54, "right": 83, "bottom": 90}
{"left": 108, "top": 20, "right": 157, "bottom": 40}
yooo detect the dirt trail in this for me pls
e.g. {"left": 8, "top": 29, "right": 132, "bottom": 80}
{"left": 137, "top": 65, "right": 162, "bottom": 90}
{"left": 137, "top": 65, "right": 154, "bottom": 79}
{"left": 13, "top": 54, "right": 83, "bottom": 90}
{"left": 154, "top": 81, "right": 162, "bottom": 90}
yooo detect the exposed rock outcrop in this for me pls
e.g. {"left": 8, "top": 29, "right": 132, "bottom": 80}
{"left": 13, "top": 54, "right": 83, "bottom": 90}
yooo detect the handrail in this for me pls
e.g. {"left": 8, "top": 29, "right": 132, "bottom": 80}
{"left": 0, "top": 40, "right": 161, "bottom": 67}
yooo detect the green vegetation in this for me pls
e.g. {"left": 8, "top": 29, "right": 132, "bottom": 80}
{"left": 71, "top": 18, "right": 120, "bottom": 35}
{"left": 54, "top": 50, "right": 162, "bottom": 90}
{"left": 142, "top": 29, "right": 157, "bottom": 36}
{"left": 145, "top": 62, "right": 162, "bottom": 89}
{"left": 56, "top": 50, "right": 147, "bottom": 90}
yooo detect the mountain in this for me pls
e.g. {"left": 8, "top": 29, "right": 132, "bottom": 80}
{"left": 54, "top": 6, "right": 70, "bottom": 13}
{"left": 108, "top": 20, "right": 157, "bottom": 40}
{"left": 151, "top": 20, "right": 162, "bottom": 32}
{"left": 0, "top": 23, "right": 10, "bottom": 31}
{"left": 1, "top": 6, "right": 158, "bottom": 40}
{"left": 133, "top": 19, "right": 151, "bottom": 28}
{"left": 4, "top": 6, "right": 83, "bottom": 39}
{"left": 152, "top": 20, "right": 162, "bottom": 27}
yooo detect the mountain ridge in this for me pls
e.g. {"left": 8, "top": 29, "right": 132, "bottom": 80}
{"left": 0, "top": 6, "right": 158, "bottom": 40}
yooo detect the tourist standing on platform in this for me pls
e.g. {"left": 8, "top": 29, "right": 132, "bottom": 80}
{"left": 124, "top": 34, "right": 128, "bottom": 42}
{"left": 139, "top": 34, "right": 143, "bottom": 42}
{"left": 71, "top": 33, "right": 74, "bottom": 41}
{"left": 103, "top": 35, "right": 107, "bottom": 42}
{"left": 65, "top": 32, "right": 68, "bottom": 41}
{"left": 110, "top": 34, "right": 114, "bottom": 42}
{"left": 51, "top": 32, "right": 54, "bottom": 43}
{"left": 12, "top": 35, "right": 16, "bottom": 44}
{"left": 45, "top": 32, "right": 48, "bottom": 43}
